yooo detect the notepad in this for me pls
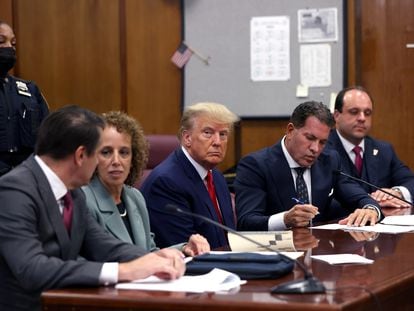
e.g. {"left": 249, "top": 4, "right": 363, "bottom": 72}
{"left": 312, "top": 223, "right": 414, "bottom": 234}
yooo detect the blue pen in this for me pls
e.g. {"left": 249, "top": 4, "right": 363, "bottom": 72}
{"left": 291, "top": 197, "right": 305, "bottom": 205}
{"left": 291, "top": 197, "right": 314, "bottom": 229}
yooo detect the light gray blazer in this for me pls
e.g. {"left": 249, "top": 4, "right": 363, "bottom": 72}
{"left": 83, "top": 177, "right": 185, "bottom": 252}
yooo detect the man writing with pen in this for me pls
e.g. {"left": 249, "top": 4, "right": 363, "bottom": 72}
{"left": 234, "top": 101, "right": 382, "bottom": 231}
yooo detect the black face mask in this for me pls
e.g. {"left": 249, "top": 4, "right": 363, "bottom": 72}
{"left": 0, "top": 47, "right": 17, "bottom": 77}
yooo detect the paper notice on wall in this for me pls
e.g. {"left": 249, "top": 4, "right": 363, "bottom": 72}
{"left": 298, "top": 8, "right": 338, "bottom": 43}
{"left": 250, "top": 16, "right": 290, "bottom": 81}
{"left": 300, "top": 44, "right": 331, "bottom": 87}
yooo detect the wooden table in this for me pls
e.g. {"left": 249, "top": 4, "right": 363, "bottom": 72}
{"left": 42, "top": 210, "right": 414, "bottom": 311}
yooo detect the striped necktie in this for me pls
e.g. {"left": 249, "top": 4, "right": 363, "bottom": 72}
{"left": 295, "top": 167, "right": 309, "bottom": 204}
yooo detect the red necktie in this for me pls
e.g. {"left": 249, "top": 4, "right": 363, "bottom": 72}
{"left": 352, "top": 145, "right": 363, "bottom": 176}
{"left": 206, "top": 171, "right": 223, "bottom": 224}
{"left": 62, "top": 192, "right": 73, "bottom": 233}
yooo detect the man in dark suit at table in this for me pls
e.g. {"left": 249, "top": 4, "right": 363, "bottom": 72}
{"left": 141, "top": 102, "right": 239, "bottom": 249}
{"left": 328, "top": 86, "right": 414, "bottom": 209}
{"left": 0, "top": 105, "right": 185, "bottom": 311}
{"left": 234, "top": 101, "right": 382, "bottom": 231}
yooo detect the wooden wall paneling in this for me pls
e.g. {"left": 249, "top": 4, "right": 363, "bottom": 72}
{"left": 388, "top": 0, "right": 414, "bottom": 168}
{"left": 123, "top": 1, "right": 243, "bottom": 171}
{"left": 358, "top": 0, "right": 414, "bottom": 169}
{"left": 125, "top": 0, "right": 182, "bottom": 134}
{"left": 0, "top": 0, "right": 13, "bottom": 25}
{"left": 124, "top": 1, "right": 240, "bottom": 170}
{"left": 346, "top": 0, "right": 357, "bottom": 85}
{"left": 13, "top": 0, "right": 122, "bottom": 113}
{"left": 240, "top": 120, "right": 287, "bottom": 157}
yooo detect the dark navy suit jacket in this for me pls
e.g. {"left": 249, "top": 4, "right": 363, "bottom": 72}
{"left": 234, "top": 141, "right": 380, "bottom": 231}
{"left": 141, "top": 148, "right": 235, "bottom": 249}
{"left": 327, "top": 130, "right": 414, "bottom": 195}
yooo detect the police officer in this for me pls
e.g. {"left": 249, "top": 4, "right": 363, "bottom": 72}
{"left": 0, "top": 21, "right": 49, "bottom": 175}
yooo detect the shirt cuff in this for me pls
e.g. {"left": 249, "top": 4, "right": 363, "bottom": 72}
{"left": 268, "top": 212, "right": 288, "bottom": 230}
{"left": 392, "top": 186, "right": 412, "bottom": 203}
{"left": 99, "top": 262, "right": 119, "bottom": 286}
{"left": 363, "top": 204, "right": 381, "bottom": 220}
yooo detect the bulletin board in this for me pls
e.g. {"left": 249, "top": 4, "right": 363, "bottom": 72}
{"left": 183, "top": 0, "right": 345, "bottom": 118}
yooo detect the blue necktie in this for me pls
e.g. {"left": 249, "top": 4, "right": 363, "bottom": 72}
{"left": 295, "top": 167, "right": 309, "bottom": 204}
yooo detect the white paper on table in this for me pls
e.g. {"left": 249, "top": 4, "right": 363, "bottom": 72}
{"left": 311, "top": 254, "right": 374, "bottom": 265}
{"left": 381, "top": 215, "right": 414, "bottom": 226}
{"left": 312, "top": 223, "right": 414, "bottom": 234}
{"left": 115, "top": 268, "right": 245, "bottom": 293}
{"left": 208, "top": 250, "right": 304, "bottom": 261}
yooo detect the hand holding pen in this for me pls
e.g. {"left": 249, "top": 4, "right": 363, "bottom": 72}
{"left": 283, "top": 197, "right": 319, "bottom": 228}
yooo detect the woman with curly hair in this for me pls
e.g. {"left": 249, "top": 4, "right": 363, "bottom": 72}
{"left": 82, "top": 111, "right": 209, "bottom": 256}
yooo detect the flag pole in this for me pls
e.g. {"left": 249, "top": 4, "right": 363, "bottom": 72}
{"left": 183, "top": 41, "right": 210, "bottom": 65}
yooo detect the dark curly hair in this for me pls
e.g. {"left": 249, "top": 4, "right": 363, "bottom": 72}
{"left": 101, "top": 111, "right": 149, "bottom": 186}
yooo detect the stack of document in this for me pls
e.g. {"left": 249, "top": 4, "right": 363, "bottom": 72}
{"left": 115, "top": 268, "right": 245, "bottom": 293}
{"left": 313, "top": 222, "right": 414, "bottom": 234}
{"left": 311, "top": 254, "right": 374, "bottom": 265}
{"left": 381, "top": 215, "right": 414, "bottom": 226}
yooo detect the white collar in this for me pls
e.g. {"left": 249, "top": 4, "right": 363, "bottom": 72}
{"left": 34, "top": 155, "right": 68, "bottom": 200}
{"left": 336, "top": 129, "right": 365, "bottom": 155}
{"left": 181, "top": 146, "right": 209, "bottom": 180}
{"left": 281, "top": 136, "right": 305, "bottom": 169}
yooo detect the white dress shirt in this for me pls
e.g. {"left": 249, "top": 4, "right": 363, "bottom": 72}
{"left": 268, "top": 136, "right": 312, "bottom": 231}
{"left": 34, "top": 155, "right": 118, "bottom": 285}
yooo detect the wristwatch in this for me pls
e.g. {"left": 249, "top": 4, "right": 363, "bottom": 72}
{"left": 392, "top": 187, "right": 403, "bottom": 198}
{"left": 363, "top": 204, "right": 381, "bottom": 219}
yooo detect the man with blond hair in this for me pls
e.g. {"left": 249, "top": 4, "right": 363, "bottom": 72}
{"left": 142, "top": 102, "right": 239, "bottom": 249}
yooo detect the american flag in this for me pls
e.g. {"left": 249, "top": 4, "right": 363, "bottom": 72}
{"left": 171, "top": 43, "right": 193, "bottom": 68}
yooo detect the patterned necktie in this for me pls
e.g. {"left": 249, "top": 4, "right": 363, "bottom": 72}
{"left": 206, "top": 170, "right": 223, "bottom": 224}
{"left": 62, "top": 192, "right": 73, "bottom": 234}
{"left": 295, "top": 167, "right": 309, "bottom": 204}
{"left": 352, "top": 145, "right": 363, "bottom": 176}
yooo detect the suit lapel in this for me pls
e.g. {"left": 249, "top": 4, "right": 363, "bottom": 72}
{"left": 177, "top": 149, "right": 228, "bottom": 226}
{"left": 310, "top": 154, "right": 332, "bottom": 215}
{"left": 270, "top": 143, "right": 298, "bottom": 210}
{"left": 212, "top": 169, "right": 235, "bottom": 227}
{"left": 90, "top": 178, "right": 132, "bottom": 243}
{"left": 123, "top": 190, "right": 148, "bottom": 247}
{"left": 363, "top": 138, "right": 380, "bottom": 186}
{"left": 330, "top": 130, "right": 359, "bottom": 176}
{"left": 27, "top": 157, "right": 72, "bottom": 259}
{"left": 68, "top": 189, "right": 88, "bottom": 258}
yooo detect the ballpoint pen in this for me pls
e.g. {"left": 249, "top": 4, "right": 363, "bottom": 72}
{"left": 291, "top": 197, "right": 305, "bottom": 205}
{"left": 291, "top": 197, "right": 314, "bottom": 229}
